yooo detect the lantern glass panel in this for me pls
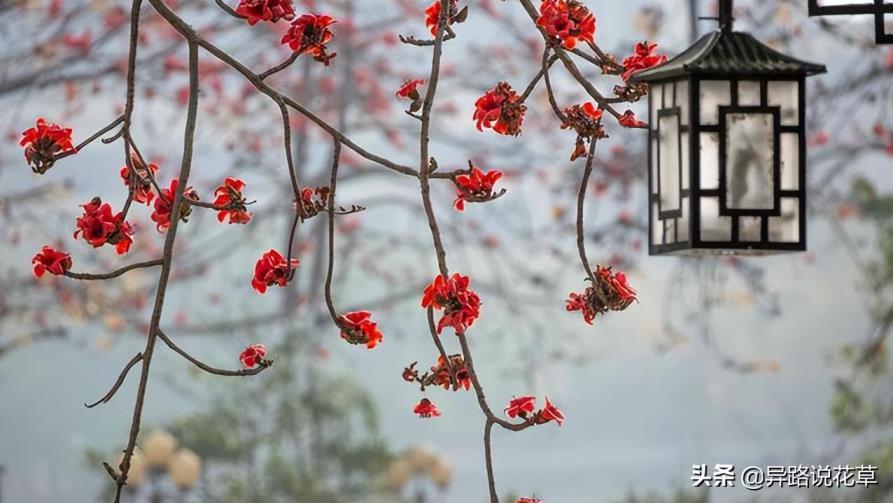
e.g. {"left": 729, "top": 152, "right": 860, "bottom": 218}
{"left": 658, "top": 113, "right": 681, "bottom": 212}
{"left": 740, "top": 216, "right": 762, "bottom": 241}
{"left": 767, "top": 81, "right": 799, "bottom": 125}
{"left": 700, "top": 132, "right": 720, "bottom": 189}
{"left": 738, "top": 81, "right": 762, "bottom": 106}
{"left": 780, "top": 133, "right": 799, "bottom": 190}
{"left": 678, "top": 197, "right": 690, "bottom": 241}
{"left": 681, "top": 131, "right": 690, "bottom": 190}
{"left": 650, "top": 84, "right": 663, "bottom": 122}
{"left": 699, "top": 80, "right": 731, "bottom": 125}
{"left": 700, "top": 197, "right": 732, "bottom": 241}
{"left": 651, "top": 138, "right": 658, "bottom": 195}
{"left": 815, "top": 0, "right": 873, "bottom": 5}
{"left": 725, "top": 112, "right": 775, "bottom": 210}
{"left": 768, "top": 198, "right": 800, "bottom": 242}
{"left": 676, "top": 80, "right": 690, "bottom": 126}
{"left": 651, "top": 202, "right": 661, "bottom": 244}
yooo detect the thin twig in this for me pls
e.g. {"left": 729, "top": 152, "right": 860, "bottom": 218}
{"left": 84, "top": 352, "right": 143, "bottom": 408}
{"left": 64, "top": 259, "right": 162, "bottom": 281}
{"left": 157, "top": 330, "right": 270, "bottom": 376}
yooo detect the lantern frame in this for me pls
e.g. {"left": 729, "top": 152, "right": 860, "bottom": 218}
{"left": 630, "top": 11, "right": 825, "bottom": 256}
{"left": 808, "top": 0, "right": 893, "bottom": 44}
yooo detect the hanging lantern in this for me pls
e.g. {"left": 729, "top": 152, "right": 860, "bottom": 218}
{"left": 628, "top": 0, "right": 826, "bottom": 256}
{"left": 808, "top": 0, "right": 893, "bottom": 44}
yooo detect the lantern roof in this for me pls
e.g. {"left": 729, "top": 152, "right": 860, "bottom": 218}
{"left": 628, "top": 30, "right": 827, "bottom": 82}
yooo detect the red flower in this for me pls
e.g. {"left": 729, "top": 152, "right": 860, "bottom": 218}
{"left": 338, "top": 310, "right": 384, "bottom": 349}
{"left": 299, "top": 186, "right": 331, "bottom": 218}
{"left": 618, "top": 110, "right": 646, "bottom": 128}
{"left": 505, "top": 396, "right": 536, "bottom": 420}
{"left": 280, "top": 14, "right": 337, "bottom": 65}
{"left": 251, "top": 249, "right": 299, "bottom": 294}
{"left": 239, "top": 344, "right": 267, "bottom": 368}
{"left": 235, "top": 0, "right": 295, "bottom": 25}
{"left": 431, "top": 354, "right": 472, "bottom": 390}
{"left": 20, "top": 118, "right": 76, "bottom": 174}
{"left": 516, "top": 499, "right": 542, "bottom": 503}
{"left": 566, "top": 265, "right": 637, "bottom": 325}
{"left": 454, "top": 165, "right": 503, "bottom": 211}
{"left": 213, "top": 177, "right": 252, "bottom": 224}
{"left": 396, "top": 79, "right": 425, "bottom": 100}
{"left": 620, "top": 41, "right": 667, "bottom": 81}
{"left": 537, "top": 396, "right": 564, "bottom": 426}
{"left": 413, "top": 398, "right": 441, "bottom": 418}
{"left": 73, "top": 198, "right": 133, "bottom": 255}
{"left": 561, "top": 102, "right": 605, "bottom": 161}
{"left": 473, "top": 82, "right": 527, "bottom": 136}
{"left": 32, "top": 246, "right": 72, "bottom": 278}
{"left": 421, "top": 273, "right": 481, "bottom": 334}
{"left": 536, "top": 0, "right": 596, "bottom": 49}
{"left": 119, "top": 155, "right": 159, "bottom": 205}
{"left": 151, "top": 178, "right": 199, "bottom": 232}
{"left": 424, "top": 0, "right": 458, "bottom": 36}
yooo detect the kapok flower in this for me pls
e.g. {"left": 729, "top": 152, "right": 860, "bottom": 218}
{"left": 561, "top": 102, "right": 605, "bottom": 161}
{"left": 251, "top": 249, "right": 299, "bottom": 294}
{"left": 536, "top": 0, "right": 596, "bottom": 49}
{"left": 516, "top": 499, "right": 542, "bottom": 503}
{"left": 473, "top": 82, "right": 527, "bottom": 136}
{"left": 431, "top": 354, "right": 472, "bottom": 390}
{"left": 235, "top": 0, "right": 295, "bottom": 25}
{"left": 620, "top": 41, "right": 667, "bottom": 81}
{"left": 421, "top": 273, "right": 481, "bottom": 334}
{"left": 239, "top": 343, "right": 268, "bottom": 368}
{"left": 20, "top": 118, "right": 76, "bottom": 174}
{"left": 424, "top": 0, "right": 460, "bottom": 37}
{"left": 413, "top": 398, "right": 441, "bottom": 418}
{"left": 119, "top": 155, "right": 159, "bottom": 205}
{"left": 536, "top": 396, "right": 564, "bottom": 426}
{"left": 505, "top": 395, "right": 536, "bottom": 420}
{"left": 73, "top": 198, "right": 134, "bottom": 255}
{"left": 151, "top": 178, "right": 199, "bottom": 232}
{"left": 281, "top": 14, "right": 337, "bottom": 65}
{"left": 213, "top": 177, "right": 252, "bottom": 224}
{"left": 32, "top": 246, "right": 72, "bottom": 278}
{"left": 299, "top": 186, "right": 331, "bottom": 219}
{"left": 396, "top": 79, "right": 425, "bottom": 100}
{"left": 618, "top": 110, "right": 646, "bottom": 128}
{"left": 454, "top": 165, "right": 503, "bottom": 211}
{"left": 566, "top": 265, "right": 637, "bottom": 325}
{"left": 338, "top": 310, "right": 384, "bottom": 349}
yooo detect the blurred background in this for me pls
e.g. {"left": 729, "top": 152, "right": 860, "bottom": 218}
{"left": 0, "top": 0, "right": 891, "bottom": 501}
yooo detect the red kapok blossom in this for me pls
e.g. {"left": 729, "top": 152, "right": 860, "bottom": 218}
{"left": 413, "top": 398, "right": 441, "bottom": 418}
{"left": 251, "top": 249, "right": 299, "bottom": 294}
{"left": 454, "top": 165, "right": 503, "bottom": 211}
{"left": 338, "top": 310, "right": 384, "bottom": 349}
{"left": 536, "top": 0, "right": 596, "bottom": 49}
{"left": 235, "top": 0, "right": 295, "bottom": 25}
{"left": 119, "top": 155, "right": 159, "bottom": 205}
{"left": 566, "top": 265, "right": 637, "bottom": 325}
{"left": 516, "top": 499, "right": 542, "bottom": 503}
{"left": 618, "top": 110, "right": 646, "bottom": 128}
{"left": 620, "top": 41, "right": 667, "bottom": 81}
{"left": 73, "top": 198, "right": 134, "bottom": 255}
{"left": 561, "top": 101, "right": 605, "bottom": 161}
{"left": 424, "top": 0, "right": 459, "bottom": 36}
{"left": 20, "top": 118, "right": 76, "bottom": 174}
{"left": 299, "top": 186, "right": 331, "bottom": 218}
{"left": 431, "top": 354, "right": 472, "bottom": 390}
{"left": 421, "top": 273, "right": 482, "bottom": 334}
{"left": 505, "top": 395, "right": 536, "bottom": 420}
{"left": 151, "top": 178, "right": 199, "bottom": 232}
{"left": 213, "top": 177, "right": 253, "bottom": 224}
{"left": 239, "top": 343, "right": 267, "bottom": 368}
{"left": 281, "top": 14, "right": 337, "bottom": 65}
{"left": 473, "top": 82, "right": 527, "bottom": 136}
{"left": 537, "top": 396, "right": 564, "bottom": 426}
{"left": 32, "top": 246, "right": 72, "bottom": 278}
{"left": 396, "top": 79, "right": 425, "bottom": 100}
